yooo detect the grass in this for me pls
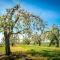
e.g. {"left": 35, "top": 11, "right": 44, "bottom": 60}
{"left": 0, "top": 45, "right": 60, "bottom": 54}
{"left": 0, "top": 44, "right": 60, "bottom": 52}
{"left": 0, "top": 45, "right": 60, "bottom": 60}
{"left": 10, "top": 45, "right": 60, "bottom": 59}
{"left": 16, "top": 45, "right": 60, "bottom": 51}
{"left": 0, "top": 47, "right": 5, "bottom": 55}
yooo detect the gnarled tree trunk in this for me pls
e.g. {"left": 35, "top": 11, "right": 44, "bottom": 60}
{"left": 4, "top": 31, "right": 11, "bottom": 55}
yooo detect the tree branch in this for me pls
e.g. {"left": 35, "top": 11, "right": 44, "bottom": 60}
{"left": 15, "top": 15, "right": 19, "bottom": 23}
{"left": 11, "top": 31, "right": 22, "bottom": 34}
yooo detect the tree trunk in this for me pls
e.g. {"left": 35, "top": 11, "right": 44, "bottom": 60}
{"left": 38, "top": 40, "right": 41, "bottom": 46}
{"left": 49, "top": 39, "right": 59, "bottom": 47}
{"left": 49, "top": 39, "right": 53, "bottom": 47}
{"left": 56, "top": 39, "right": 59, "bottom": 47}
{"left": 4, "top": 31, "right": 11, "bottom": 55}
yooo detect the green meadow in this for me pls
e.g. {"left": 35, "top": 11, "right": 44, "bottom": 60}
{"left": 0, "top": 45, "right": 60, "bottom": 60}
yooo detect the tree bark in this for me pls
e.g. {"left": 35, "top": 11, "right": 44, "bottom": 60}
{"left": 4, "top": 31, "right": 11, "bottom": 55}
{"left": 38, "top": 40, "right": 41, "bottom": 46}
{"left": 49, "top": 39, "right": 53, "bottom": 47}
{"left": 56, "top": 39, "right": 59, "bottom": 47}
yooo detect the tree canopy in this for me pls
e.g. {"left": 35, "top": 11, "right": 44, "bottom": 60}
{"left": 0, "top": 5, "right": 44, "bottom": 55}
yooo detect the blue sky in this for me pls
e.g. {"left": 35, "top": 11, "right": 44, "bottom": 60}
{"left": 0, "top": 0, "right": 60, "bottom": 27}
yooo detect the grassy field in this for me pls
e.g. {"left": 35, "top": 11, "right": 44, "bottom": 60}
{"left": 11, "top": 45, "right": 60, "bottom": 52}
{"left": 0, "top": 47, "right": 5, "bottom": 55}
{"left": 0, "top": 45, "right": 60, "bottom": 60}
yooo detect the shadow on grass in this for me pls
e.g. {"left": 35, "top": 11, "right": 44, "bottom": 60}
{"left": 0, "top": 50, "right": 60, "bottom": 60}
{"left": 26, "top": 49, "right": 60, "bottom": 60}
{"left": 0, "top": 54, "right": 23, "bottom": 60}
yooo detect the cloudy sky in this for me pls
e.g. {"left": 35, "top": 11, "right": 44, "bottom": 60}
{"left": 0, "top": 0, "right": 60, "bottom": 42}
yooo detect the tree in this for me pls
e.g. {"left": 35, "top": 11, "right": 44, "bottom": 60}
{"left": 23, "top": 38, "right": 31, "bottom": 45}
{"left": 10, "top": 34, "right": 20, "bottom": 46}
{"left": 0, "top": 5, "right": 43, "bottom": 55}
{"left": 45, "top": 24, "right": 60, "bottom": 47}
{"left": 1, "top": 34, "right": 19, "bottom": 46}
{"left": 31, "top": 34, "right": 41, "bottom": 46}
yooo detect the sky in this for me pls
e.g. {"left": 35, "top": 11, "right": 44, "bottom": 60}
{"left": 0, "top": 0, "right": 60, "bottom": 42}
{"left": 0, "top": 0, "right": 60, "bottom": 26}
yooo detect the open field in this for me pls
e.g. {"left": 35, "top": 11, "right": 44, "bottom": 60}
{"left": 0, "top": 45, "right": 60, "bottom": 60}
{"left": 11, "top": 45, "right": 60, "bottom": 52}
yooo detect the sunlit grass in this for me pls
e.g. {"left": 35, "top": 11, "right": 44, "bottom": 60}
{"left": 10, "top": 45, "right": 60, "bottom": 53}
{"left": 0, "top": 47, "right": 5, "bottom": 54}
{"left": 10, "top": 45, "right": 60, "bottom": 60}
{"left": 0, "top": 45, "right": 60, "bottom": 54}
